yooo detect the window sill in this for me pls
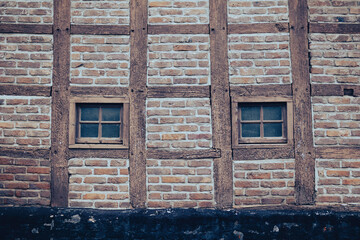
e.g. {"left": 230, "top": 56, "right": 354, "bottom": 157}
{"left": 232, "top": 143, "right": 293, "bottom": 149}
{"left": 69, "top": 144, "right": 128, "bottom": 149}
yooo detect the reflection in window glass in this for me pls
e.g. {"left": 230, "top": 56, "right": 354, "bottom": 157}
{"left": 80, "top": 124, "right": 98, "bottom": 137}
{"left": 241, "top": 106, "right": 260, "bottom": 120}
{"left": 81, "top": 107, "right": 99, "bottom": 121}
{"left": 102, "top": 124, "right": 120, "bottom": 138}
{"left": 241, "top": 123, "right": 260, "bottom": 137}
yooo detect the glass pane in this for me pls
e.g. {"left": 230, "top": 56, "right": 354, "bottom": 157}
{"left": 263, "top": 106, "right": 282, "bottom": 120}
{"left": 241, "top": 123, "right": 260, "bottom": 137}
{"left": 264, "top": 123, "right": 283, "bottom": 137}
{"left": 102, "top": 124, "right": 120, "bottom": 138}
{"left": 80, "top": 124, "right": 98, "bottom": 137}
{"left": 81, "top": 107, "right": 99, "bottom": 121}
{"left": 241, "top": 106, "right": 260, "bottom": 120}
{"left": 102, "top": 107, "right": 120, "bottom": 121}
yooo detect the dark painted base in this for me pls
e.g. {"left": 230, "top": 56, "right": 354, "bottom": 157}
{"left": 1, "top": 207, "right": 360, "bottom": 239}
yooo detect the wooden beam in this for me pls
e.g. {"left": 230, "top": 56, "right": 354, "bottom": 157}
{"left": 0, "top": 147, "right": 50, "bottom": 159}
{"left": 69, "top": 149, "right": 129, "bottom": 159}
{"left": 70, "top": 86, "right": 128, "bottom": 96}
{"left": 0, "top": 85, "right": 51, "bottom": 97}
{"left": 311, "top": 84, "right": 360, "bottom": 97}
{"left": 0, "top": 24, "right": 53, "bottom": 34}
{"left": 210, "top": 0, "right": 233, "bottom": 209}
{"left": 233, "top": 147, "right": 294, "bottom": 160}
{"left": 230, "top": 84, "right": 292, "bottom": 97}
{"left": 316, "top": 147, "right": 360, "bottom": 159}
{"left": 71, "top": 25, "right": 130, "bottom": 35}
{"left": 289, "top": 0, "right": 315, "bottom": 205}
{"left": 228, "top": 23, "right": 289, "bottom": 34}
{"left": 147, "top": 149, "right": 221, "bottom": 160}
{"left": 310, "top": 23, "right": 360, "bottom": 34}
{"left": 147, "top": 86, "right": 210, "bottom": 98}
{"left": 129, "top": 0, "right": 148, "bottom": 209}
{"left": 50, "top": 0, "right": 71, "bottom": 208}
{"left": 148, "top": 24, "right": 209, "bottom": 34}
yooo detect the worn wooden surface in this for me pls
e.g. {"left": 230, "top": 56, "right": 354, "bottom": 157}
{"left": 71, "top": 25, "right": 130, "bottom": 35}
{"left": 147, "top": 86, "right": 210, "bottom": 98}
{"left": 315, "top": 147, "right": 360, "bottom": 159}
{"left": 50, "top": 0, "right": 71, "bottom": 208}
{"left": 228, "top": 23, "right": 289, "bottom": 34}
{"left": 233, "top": 148, "right": 295, "bottom": 160}
{"left": 0, "top": 85, "right": 51, "bottom": 97}
{"left": 69, "top": 149, "right": 129, "bottom": 159}
{"left": 230, "top": 84, "right": 292, "bottom": 97}
{"left": 147, "top": 149, "right": 221, "bottom": 160}
{"left": 210, "top": 0, "right": 233, "bottom": 209}
{"left": 311, "top": 84, "right": 359, "bottom": 97}
{"left": 310, "top": 23, "right": 360, "bottom": 34}
{"left": 148, "top": 24, "right": 209, "bottom": 34}
{"left": 0, "top": 147, "right": 50, "bottom": 159}
{"left": 0, "top": 24, "right": 53, "bottom": 34}
{"left": 70, "top": 86, "right": 128, "bottom": 96}
{"left": 289, "top": 0, "right": 315, "bottom": 205}
{"left": 129, "top": 0, "right": 148, "bottom": 209}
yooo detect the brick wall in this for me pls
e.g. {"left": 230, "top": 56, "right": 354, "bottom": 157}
{"left": 146, "top": 98, "right": 212, "bottom": 149}
{"left": 68, "top": 158, "right": 130, "bottom": 209}
{"left": 228, "top": 0, "right": 289, "bottom": 23}
{"left": 0, "top": 96, "right": 51, "bottom": 148}
{"left": 0, "top": 156, "right": 50, "bottom": 206}
{"left": 233, "top": 159, "right": 295, "bottom": 206}
{"left": 71, "top": 0, "right": 129, "bottom": 25}
{"left": 148, "top": 0, "right": 209, "bottom": 24}
{"left": 148, "top": 34, "right": 210, "bottom": 86}
{"left": 309, "top": 34, "right": 360, "bottom": 84}
{"left": 147, "top": 159, "right": 214, "bottom": 208}
{"left": 70, "top": 35, "right": 130, "bottom": 86}
{"left": 308, "top": 0, "right": 360, "bottom": 23}
{"left": 228, "top": 33, "right": 292, "bottom": 85}
{"left": 0, "top": 34, "right": 53, "bottom": 85}
{"left": 0, "top": 0, "right": 53, "bottom": 24}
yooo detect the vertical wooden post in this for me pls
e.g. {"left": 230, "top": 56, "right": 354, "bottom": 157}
{"left": 129, "top": 0, "right": 148, "bottom": 208}
{"left": 288, "top": 0, "right": 316, "bottom": 204}
{"left": 51, "top": 0, "right": 71, "bottom": 207}
{"left": 209, "top": 0, "right": 233, "bottom": 209}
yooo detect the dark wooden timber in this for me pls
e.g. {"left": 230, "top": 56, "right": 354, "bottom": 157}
{"left": 289, "top": 0, "right": 315, "bottom": 205}
{"left": 0, "top": 85, "right": 51, "bottom": 97}
{"left": 228, "top": 23, "right": 289, "bottom": 34}
{"left": 129, "top": 0, "right": 148, "bottom": 209}
{"left": 230, "top": 84, "right": 292, "bottom": 97}
{"left": 71, "top": 25, "right": 130, "bottom": 35}
{"left": 69, "top": 149, "right": 129, "bottom": 159}
{"left": 147, "top": 149, "right": 221, "bottom": 160}
{"left": 70, "top": 86, "right": 128, "bottom": 96}
{"left": 210, "top": 0, "right": 233, "bottom": 209}
{"left": 0, "top": 24, "right": 53, "bottom": 34}
{"left": 310, "top": 23, "right": 360, "bottom": 34}
{"left": 233, "top": 147, "right": 295, "bottom": 160}
{"left": 311, "top": 84, "right": 360, "bottom": 97}
{"left": 148, "top": 24, "right": 209, "bottom": 34}
{"left": 0, "top": 147, "right": 50, "bottom": 159}
{"left": 50, "top": 0, "right": 71, "bottom": 208}
{"left": 147, "top": 86, "right": 210, "bottom": 98}
{"left": 316, "top": 147, "right": 360, "bottom": 160}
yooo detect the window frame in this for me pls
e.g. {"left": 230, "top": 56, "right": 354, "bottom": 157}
{"left": 69, "top": 96, "right": 129, "bottom": 149}
{"left": 231, "top": 96, "right": 293, "bottom": 148}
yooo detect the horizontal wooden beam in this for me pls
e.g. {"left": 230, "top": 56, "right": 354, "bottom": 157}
{"left": 0, "top": 24, "right": 53, "bottom": 34}
{"left": 147, "top": 149, "right": 221, "bottom": 159}
{"left": 311, "top": 84, "right": 360, "bottom": 97}
{"left": 70, "top": 86, "right": 128, "bottom": 96}
{"left": 230, "top": 84, "right": 292, "bottom": 97}
{"left": 0, "top": 147, "right": 50, "bottom": 159}
{"left": 148, "top": 24, "right": 209, "bottom": 34}
{"left": 71, "top": 25, "right": 130, "bottom": 35}
{"left": 228, "top": 23, "right": 289, "bottom": 34}
{"left": 316, "top": 147, "right": 360, "bottom": 159}
{"left": 147, "top": 86, "right": 210, "bottom": 98}
{"left": 0, "top": 84, "right": 51, "bottom": 97}
{"left": 233, "top": 147, "right": 294, "bottom": 160}
{"left": 69, "top": 149, "right": 129, "bottom": 159}
{"left": 310, "top": 23, "right": 360, "bottom": 34}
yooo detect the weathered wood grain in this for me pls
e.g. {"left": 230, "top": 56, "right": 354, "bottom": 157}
{"left": 310, "top": 23, "right": 360, "bottom": 34}
{"left": 147, "top": 149, "right": 221, "bottom": 160}
{"left": 233, "top": 148, "right": 294, "bottom": 160}
{"left": 71, "top": 25, "right": 130, "bottom": 35}
{"left": 147, "top": 86, "right": 210, "bottom": 98}
{"left": 148, "top": 24, "right": 209, "bottom": 34}
{"left": 311, "top": 84, "right": 359, "bottom": 97}
{"left": 0, "top": 85, "right": 51, "bottom": 97}
{"left": 230, "top": 84, "right": 292, "bottom": 97}
{"left": 69, "top": 149, "right": 129, "bottom": 159}
{"left": 0, "top": 147, "right": 50, "bottom": 159}
{"left": 228, "top": 23, "right": 289, "bottom": 34}
{"left": 70, "top": 86, "right": 128, "bottom": 96}
{"left": 0, "top": 24, "right": 52, "bottom": 34}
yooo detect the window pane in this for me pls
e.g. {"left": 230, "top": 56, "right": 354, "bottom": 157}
{"left": 241, "top": 123, "right": 260, "bottom": 137}
{"left": 80, "top": 124, "right": 98, "bottom": 137}
{"left": 102, "top": 107, "right": 120, "bottom": 121}
{"left": 264, "top": 123, "right": 283, "bottom": 137}
{"left": 263, "top": 106, "right": 282, "bottom": 120}
{"left": 102, "top": 124, "right": 120, "bottom": 138}
{"left": 81, "top": 107, "right": 99, "bottom": 121}
{"left": 241, "top": 106, "right": 260, "bottom": 120}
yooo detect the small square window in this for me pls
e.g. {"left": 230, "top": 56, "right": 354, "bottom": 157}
{"left": 69, "top": 97, "right": 129, "bottom": 149}
{"left": 232, "top": 97, "right": 293, "bottom": 147}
